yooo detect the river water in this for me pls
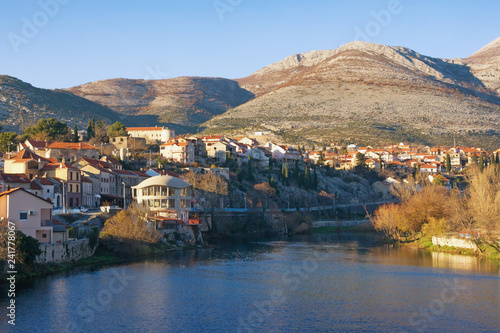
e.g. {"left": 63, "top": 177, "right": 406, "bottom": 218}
{"left": 1, "top": 233, "right": 499, "bottom": 333}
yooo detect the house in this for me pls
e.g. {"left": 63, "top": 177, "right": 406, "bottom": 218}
{"left": 17, "top": 139, "right": 48, "bottom": 154}
{"left": 100, "top": 156, "right": 122, "bottom": 170}
{"left": 109, "top": 136, "right": 147, "bottom": 151}
{"left": 420, "top": 163, "right": 440, "bottom": 174}
{"left": 32, "top": 177, "right": 57, "bottom": 205}
{"left": 41, "top": 163, "right": 82, "bottom": 208}
{"left": 3, "top": 149, "right": 55, "bottom": 178}
{"left": 114, "top": 169, "right": 144, "bottom": 207}
{"left": 46, "top": 142, "right": 99, "bottom": 162}
{"left": 205, "top": 141, "right": 235, "bottom": 164}
{"left": 145, "top": 168, "right": 179, "bottom": 178}
{"left": 78, "top": 163, "right": 117, "bottom": 205}
{"left": 365, "top": 158, "right": 380, "bottom": 172}
{"left": 266, "top": 143, "right": 301, "bottom": 162}
{"left": 160, "top": 139, "right": 195, "bottom": 164}
{"left": 248, "top": 147, "right": 270, "bottom": 167}
{"left": 81, "top": 176, "right": 94, "bottom": 208}
{"left": 126, "top": 126, "right": 174, "bottom": 143}
{"left": 0, "top": 172, "right": 32, "bottom": 192}
{"left": 132, "top": 175, "right": 193, "bottom": 226}
{"left": 52, "top": 217, "right": 70, "bottom": 243}
{"left": 238, "top": 137, "right": 259, "bottom": 146}
{"left": 185, "top": 136, "right": 207, "bottom": 161}
{"left": 0, "top": 188, "right": 54, "bottom": 243}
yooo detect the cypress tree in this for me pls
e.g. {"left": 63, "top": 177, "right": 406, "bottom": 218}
{"left": 479, "top": 155, "right": 484, "bottom": 172}
{"left": 445, "top": 153, "right": 451, "bottom": 173}
{"left": 495, "top": 152, "right": 499, "bottom": 165}
{"left": 73, "top": 124, "right": 79, "bottom": 143}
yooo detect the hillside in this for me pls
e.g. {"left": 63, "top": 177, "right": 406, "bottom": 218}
{"left": 466, "top": 37, "right": 500, "bottom": 95}
{"left": 204, "top": 40, "right": 500, "bottom": 149}
{"left": 0, "top": 75, "right": 122, "bottom": 131}
{"left": 67, "top": 77, "right": 254, "bottom": 127}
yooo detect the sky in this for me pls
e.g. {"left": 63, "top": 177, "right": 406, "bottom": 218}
{"left": 1, "top": 0, "right": 499, "bottom": 89}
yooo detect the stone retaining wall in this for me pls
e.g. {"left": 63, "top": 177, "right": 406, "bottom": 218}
{"left": 36, "top": 239, "right": 97, "bottom": 264}
{"left": 432, "top": 236, "right": 478, "bottom": 250}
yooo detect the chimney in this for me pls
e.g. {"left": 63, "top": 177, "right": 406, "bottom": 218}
{"left": 67, "top": 143, "right": 69, "bottom": 148}
{"left": 79, "top": 142, "right": 82, "bottom": 149}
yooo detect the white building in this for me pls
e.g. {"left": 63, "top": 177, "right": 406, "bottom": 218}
{"left": 132, "top": 175, "right": 193, "bottom": 225}
{"left": 160, "top": 140, "right": 195, "bottom": 164}
{"left": 126, "top": 126, "right": 175, "bottom": 143}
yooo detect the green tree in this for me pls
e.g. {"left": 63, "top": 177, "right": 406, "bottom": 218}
{"left": 317, "top": 152, "right": 325, "bottom": 165}
{"left": 431, "top": 174, "right": 446, "bottom": 186}
{"left": 496, "top": 152, "right": 499, "bottom": 165}
{"left": 478, "top": 154, "right": 484, "bottom": 172}
{"left": 107, "top": 121, "right": 128, "bottom": 138}
{"left": 355, "top": 152, "right": 365, "bottom": 166}
{"left": 87, "top": 118, "right": 96, "bottom": 139}
{"left": 25, "top": 118, "right": 69, "bottom": 141}
{"left": 73, "top": 124, "right": 79, "bottom": 143}
{"left": 0, "top": 132, "right": 18, "bottom": 152}
{"left": 445, "top": 153, "right": 451, "bottom": 173}
{"left": 471, "top": 153, "right": 478, "bottom": 166}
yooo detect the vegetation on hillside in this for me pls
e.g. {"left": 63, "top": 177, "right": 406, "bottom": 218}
{"left": 371, "top": 165, "right": 500, "bottom": 256}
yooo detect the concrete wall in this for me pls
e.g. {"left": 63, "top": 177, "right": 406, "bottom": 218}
{"left": 312, "top": 220, "right": 372, "bottom": 228}
{"left": 35, "top": 238, "right": 97, "bottom": 264}
{"left": 432, "top": 236, "right": 478, "bottom": 250}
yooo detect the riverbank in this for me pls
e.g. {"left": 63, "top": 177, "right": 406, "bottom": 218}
{"left": 4, "top": 238, "right": 204, "bottom": 284}
{"left": 400, "top": 236, "right": 500, "bottom": 261}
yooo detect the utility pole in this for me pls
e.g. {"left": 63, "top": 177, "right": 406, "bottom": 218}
{"left": 122, "top": 182, "right": 126, "bottom": 209}
{"left": 60, "top": 180, "right": 66, "bottom": 214}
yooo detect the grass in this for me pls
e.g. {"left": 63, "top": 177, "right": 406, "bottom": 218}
{"left": 404, "top": 235, "right": 500, "bottom": 260}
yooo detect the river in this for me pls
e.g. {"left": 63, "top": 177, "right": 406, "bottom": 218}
{"left": 1, "top": 233, "right": 499, "bottom": 332}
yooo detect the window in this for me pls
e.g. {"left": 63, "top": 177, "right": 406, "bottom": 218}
{"left": 42, "top": 234, "right": 47, "bottom": 238}
{"left": 76, "top": 173, "right": 79, "bottom": 181}
{"left": 168, "top": 187, "right": 175, "bottom": 196}
{"left": 70, "top": 172, "right": 73, "bottom": 180}
{"left": 76, "top": 185, "right": 79, "bottom": 193}
{"left": 20, "top": 211, "right": 28, "bottom": 221}
{"left": 70, "top": 184, "right": 73, "bottom": 192}
{"left": 168, "top": 199, "right": 175, "bottom": 208}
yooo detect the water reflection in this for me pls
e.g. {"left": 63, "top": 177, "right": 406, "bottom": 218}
{"left": 1, "top": 233, "right": 499, "bottom": 333}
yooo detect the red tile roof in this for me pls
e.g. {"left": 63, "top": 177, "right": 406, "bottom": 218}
{"left": 41, "top": 163, "right": 80, "bottom": 171}
{"left": 48, "top": 142, "right": 98, "bottom": 150}
{"left": 33, "top": 177, "right": 56, "bottom": 185}
{"left": 81, "top": 176, "right": 92, "bottom": 183}
{"left": 26, "top": 140, "right": 48, "bottom": 149}
{"left": 30, "top": 181, "right": 42, "bottom": 190}
{"left": 0, "top": 173, "right": 31, "bottom": 183}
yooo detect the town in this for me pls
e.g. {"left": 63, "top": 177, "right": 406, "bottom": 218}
{"left": 0, "top": 118, "right": 499, "bottom": 256}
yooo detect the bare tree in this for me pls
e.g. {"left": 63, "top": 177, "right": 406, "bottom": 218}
{"left": 183, "top": 171, "right": 228, "bottom": 233}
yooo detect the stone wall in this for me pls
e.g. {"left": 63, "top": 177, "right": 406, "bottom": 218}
{"left": 432, "top": 236, "right": 478, "bottom": 250}
{"left": 159, "top": 225, "right": 203, "bottom": 246}
{"left": 35, "top": 239, "right": 97, "bottom": 264}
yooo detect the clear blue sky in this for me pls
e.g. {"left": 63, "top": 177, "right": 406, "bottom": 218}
{"left": 1, "top": 0, "right": 499, "bottom": 89}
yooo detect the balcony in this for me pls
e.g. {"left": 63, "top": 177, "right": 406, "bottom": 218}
{"left": 41, "top": 219, "right": 53, "bottom": 226}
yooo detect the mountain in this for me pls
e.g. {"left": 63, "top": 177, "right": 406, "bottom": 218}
{"left": 66, "top": 77, "right": 254, "bottom": 127}
{"left": 466, "top": 37, "right": 500, "bottom": 95}
{"left": 3, "top": 38, "right": 499, "bottom": 148}
{"left": 0, "top": 75, "right": 122, "bottom": 131}
{"left": 204, "top": 40, "right": 500, "bottom": 148}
